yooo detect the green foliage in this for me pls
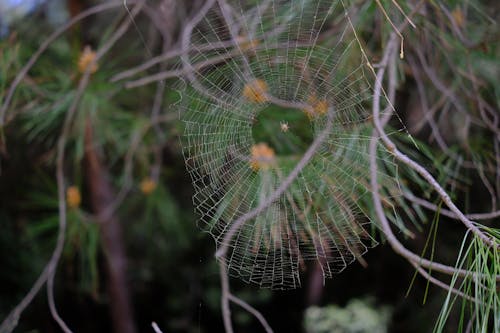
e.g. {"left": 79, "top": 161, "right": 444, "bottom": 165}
{"left": 304, "top": 298, "right": 392, "bottom": 333}
{"left": 434, "top": 230, "right": 500, "bottom": 333}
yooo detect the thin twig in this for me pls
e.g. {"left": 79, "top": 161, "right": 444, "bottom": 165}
{"left": 375, "top": 0, "right": 405, "bottom": 58}
{"left": 403, "top": 191, "right": 500, "bottom": 221}
{"left": 411, "top": 263, "right": 478, "bottom": 303}
{"left": 151, "top": 322, "right": 163, "bottom": 333}
{"left": 465, "top": 312, "right": 476, "bottom": 333}
{"left": 228, "top": 295, "right": 273, "bottom": 333}
{"left": 110, "top": 41, "right": 233, "bottom": 82}
{"left": 126, "top": 50, "right": 233, "bottom": 88}
{"left": 0, "top": 269, "right": 50, "bottom": 332}
{"left": 180, "top": 0, "right": 217, "bottom": 89}
{"left": 414, "top": 48, "right": 483, "bottom": 128}
{"left": 219, "top": 261, "right": 234, "bottom": 333}
{"left": 47, "top": 69, "right": 96, "bottom": 333}
{"left": 407, "top": 55, "right": 456, "bottom": 157}
{"left": 124, "top": 38, "right": 316, "bottom": 89}
{"left": 111, "top": 20, "right": 290, "bottom": 83}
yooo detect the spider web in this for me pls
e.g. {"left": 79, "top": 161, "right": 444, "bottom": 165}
{"left": 176, "top": 0, "right": 399, "bottom": 289}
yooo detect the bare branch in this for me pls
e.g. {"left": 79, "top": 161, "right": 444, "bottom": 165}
{"left": 371, "top": 34, "right": 497, "bottom": 249}
{"left": 228, "top": 295, "right": 273, "bottom": 333}
{"left": 219, "top": 261, "right": 234, "bottom": 333}
{"left": 151, "top": 322, "right": 163, "bottom": 333}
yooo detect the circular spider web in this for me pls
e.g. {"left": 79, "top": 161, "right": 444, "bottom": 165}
{"left": 175, "top": 0, "right": 399, "bottom": 289}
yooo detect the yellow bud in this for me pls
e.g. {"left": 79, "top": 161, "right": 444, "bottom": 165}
{"left": 250, "top": 143, "right": 275, "bottom": 171}
{"left": 451, "top": 7, "right": 465, "bottom": 28}
{"left": 140, "top": 178, "right": 157, "bottom": 195}
{"left": 78, "top": 45, "right": 98, "bottom": 74}
{"left": 304, "top": 94, "right": 328, "bottom": 118}
{"left": 66, "top": 186, "right": 81, "bottom": 209}
{"left": 243, "top": 79, "right": 269, "bottom": 103}
{"left": 236, "top": 36, "right": 260, "bottom": 52}
{"left": 314, "top": 100, "right": 328, "bottom": 115}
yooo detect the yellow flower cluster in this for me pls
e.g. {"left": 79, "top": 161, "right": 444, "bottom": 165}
{"left": 78, "top": 45, "right": 98, "bottom": 74}
{"left": 140, "top": 177, "right": 157, "bottom": 195}
{"left": 66, "top": 186, "right": 81, "bottom": 209}
{"left": 243, "top": 79, "right": 269, "bottom": 103}
{"left": 304, "top": 94, "right": 328, "bottom": 119}
{"left": 250, "top": 143, "right": 275, "bottom": 171}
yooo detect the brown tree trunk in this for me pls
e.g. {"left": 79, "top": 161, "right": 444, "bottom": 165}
{"left": 306, "top": 262, "right": 324, "bottom": 306}
{"left": 84, "top": 119, "right": 137, "bottom": 333}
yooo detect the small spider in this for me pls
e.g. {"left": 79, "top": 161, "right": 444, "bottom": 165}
{"left": 280, "top": 121, "right": 290, "bottom": 132}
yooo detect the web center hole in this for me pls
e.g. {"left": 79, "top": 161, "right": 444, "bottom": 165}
{"left": 251, "top": 104, "right": 314, "bottom": 156}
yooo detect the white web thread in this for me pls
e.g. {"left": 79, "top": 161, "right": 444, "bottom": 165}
{"left": 176, "top": 0, "right": 400, "bottom": 290}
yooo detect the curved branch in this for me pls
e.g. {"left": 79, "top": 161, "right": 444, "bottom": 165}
{"left": 368, "top": 34, "right": 500, "bottom": 284}
{"left": 228, "top": 295, "right": 273, "bottom": 333}
{"left": 371, "top": 34, "right": 497, "bottom": 249}
{"left": 219, "top": 261, "right": 234, "bottom": 333}
{"left": 218, "top": 261, "right": 274, "bottom": 333}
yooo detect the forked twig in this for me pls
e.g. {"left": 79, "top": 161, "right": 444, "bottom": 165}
{"left": 219, "top": 261, "right": 273, "bottom": 333}
{"left": 228, "top": 294, "right": 273, "bottom": 333}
